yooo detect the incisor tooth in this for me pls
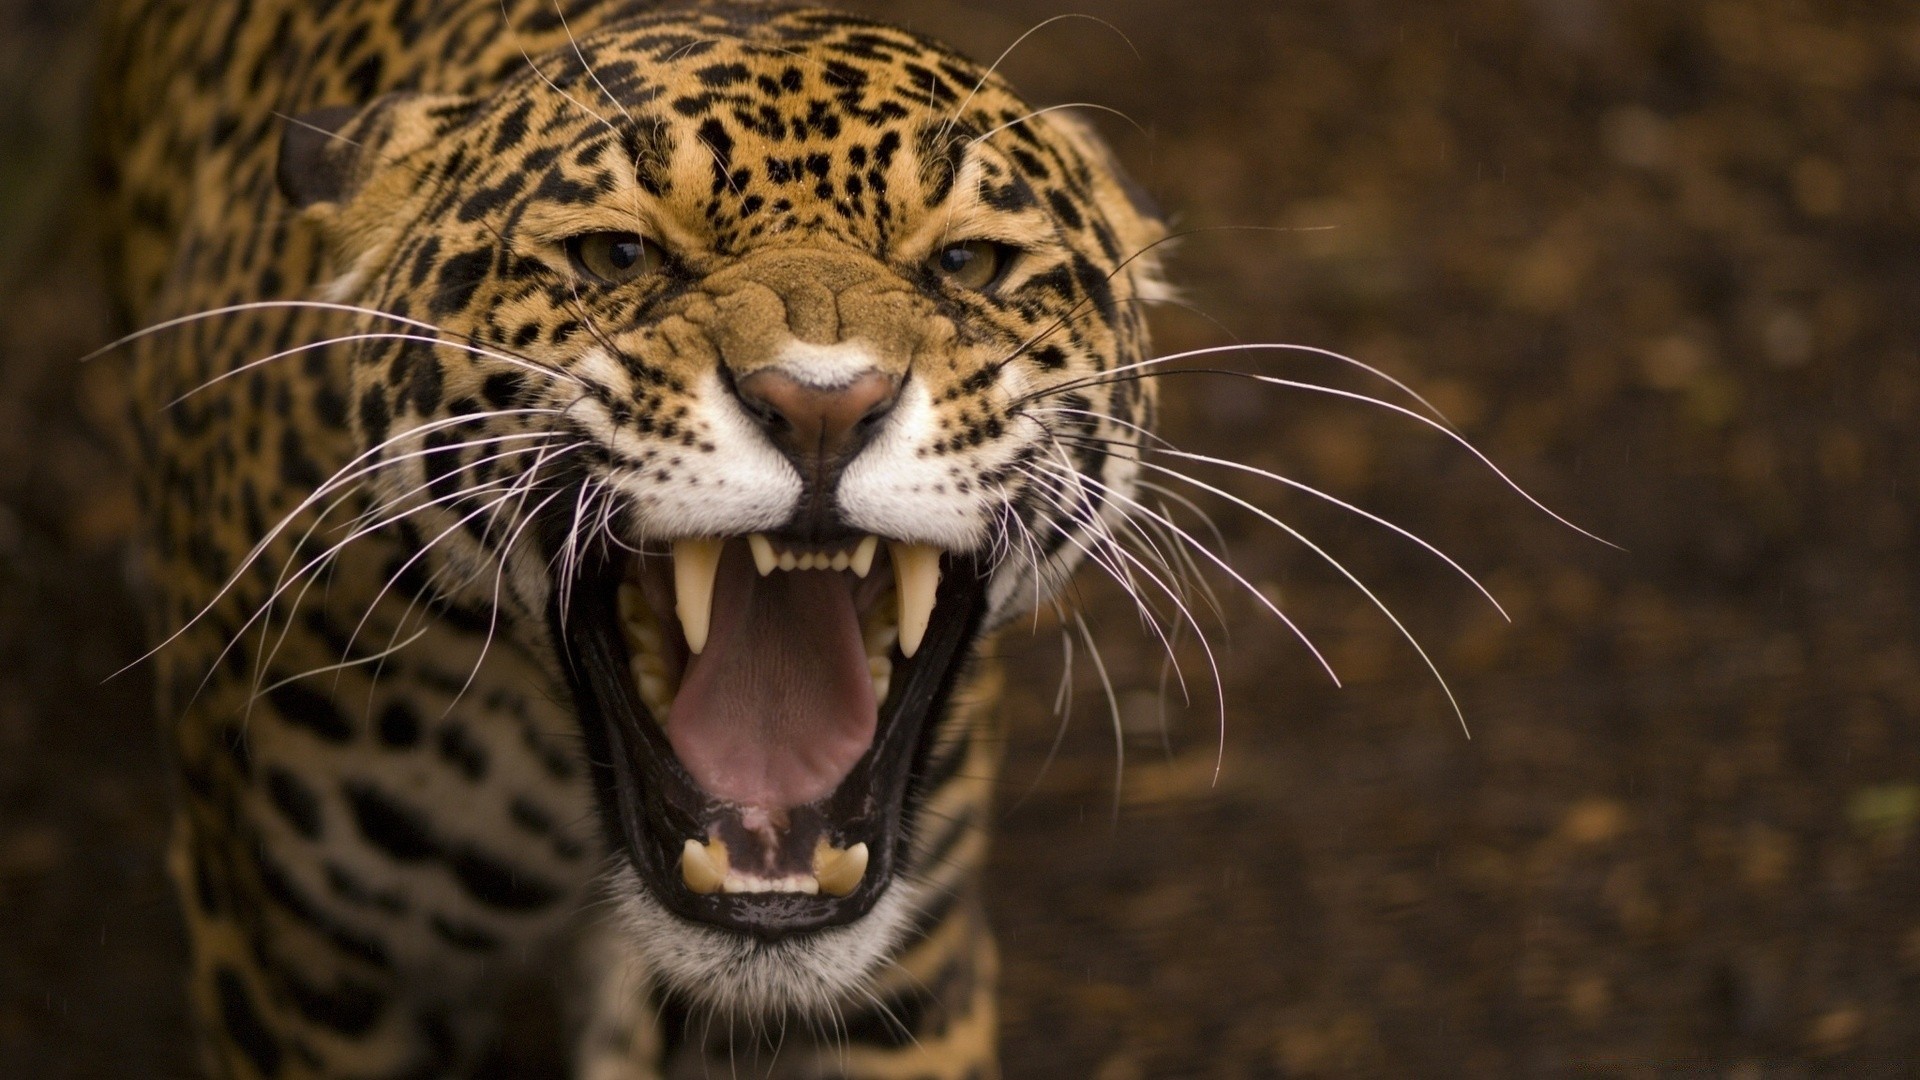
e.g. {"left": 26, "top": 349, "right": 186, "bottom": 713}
{"left": 813, "top": 841, "right": 870, "bottom": 897}
{"left": 850, "top": 535, "right": 878, "bottom": 578}
{"left": 778, "top": 551, "right": 797, "bottom": 572}
{"left": 672, "top": 538, "right": 724, "bottom": 654}
{"left": 889, "top": 542, "right": 942, "bottom": 658}
{"left": 831, "top": 551, "right": 850, "bottom": 571}
{"left": 680, "top": 838, "right": 729, "bottom": 895}
{"left": 748, "top": 534, "right": 778, "bottom": 576}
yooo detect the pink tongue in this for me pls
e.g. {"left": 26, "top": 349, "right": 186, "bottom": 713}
{"left": 666, "top": 544, "right": 877, "bottom": 808}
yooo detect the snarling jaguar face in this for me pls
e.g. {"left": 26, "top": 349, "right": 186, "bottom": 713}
{"left": 283, "top": 3, "right": 1164, "bottom": 1009}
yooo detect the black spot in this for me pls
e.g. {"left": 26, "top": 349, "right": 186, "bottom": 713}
{"left": 345, "top": 53, "right": 383, "bottom": 101}
{"left": 278, "top": 427, "right": 322, "bottom": 490}
{"left": 457, "top": 175, "right": 524, "bottom": 222}
{"left": 480, "top": 371, "right": 525, "bottom": 409}
{"left": 695, "top": 62, "right": 750, "bottom": 87}
{"left": 696, "top": 118, "right": 733, "bottom": 167}
{"left": 491, "top": 100, "right": 532, "bottom": 154}
{"left": 1072, "top": 253, "right": 1117, "bottom": 322}
{"left": 217, "top": 723, "right": 254, "bottom": 778}
{"left": 216, "top": 967, "right": 283, "bottom": 1077}
{"left": 435, "top": 723, "right": 488, "bottom": 781}
{"left": 265, "top": 768, "right": 323, "bottom": 839}
{"left": 267, "top": 682, "right": 353, "bottom": 743}
{"left": 430, "top": 914, "right": 502, "bottom": 952}
{"left": 1031, "top": 344, "right": 1069, "bottom": 371}
{"left": 323, "top": 862, "right": 407, "bottom": 913}
{"left": 408, "top": 350, "right": 444, "bottom": 415}
{"left": 344, "top": 783, "right": 441, "bottom": 861}
{"left": 447, "top": 846, "right": 562, "bottom": 911}
{"left": 508, "top": 798, "right": 553, "bottom": 836}
{"left": 431, "top": 248, "right": 491, "bottom": 317}
{"left": 1047, "top": 189, "right": 1084, "bottom": 230}
{"left": 281, "top": 970, "right": 385, "bottom": 1036}
{"left": 376, "top": 701, "right": 421, "bottom": 748}
{"left": 313, "top": 383, "right": 349, "bottom": 429}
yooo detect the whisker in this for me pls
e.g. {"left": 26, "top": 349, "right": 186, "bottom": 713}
{"left": 966, "top": 102, "right": 1146, "bottom": 148}
{"left": 164, "top": 331, "right": 576, "bottom": 408}
{"left": 936, "top": 14, "right": 1139, "bottom": 150}
{"left": 1115, "top": 449, "right": 1472, "bottom": 738}
{"left": 1015, "top": 341, "right": 1451, "bottom": 424}
{"left": 497, "top": 0, "right": 620, "bottom": 134}
{"left": 112, "top": 407, "right": 570, "bottom": 680}
{"left": 1015, "top": 420, "right": 1339, "bottom": 689}
{"left": 1025, "top": 359, "right": 1613, "bottom": 547}
{"left": 1037, "top": 406, "right": 1510, "bottom": 620}
{"left": 1071, "top": 610, "right": 1126, "bottom": 827}
{"left": 82, "top": 300, "right": 580, "bottom": 388}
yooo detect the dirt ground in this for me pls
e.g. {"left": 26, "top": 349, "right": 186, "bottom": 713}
{"left": 3, "top": 0, "right": 1918, "bottom": 1076}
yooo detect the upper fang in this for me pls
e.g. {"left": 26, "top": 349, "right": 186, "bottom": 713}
{"left": 890, "top": 542, "right": 942, "bottom": 658}
{"left": 673, "top": 538, "right": 724, "bottom": 654}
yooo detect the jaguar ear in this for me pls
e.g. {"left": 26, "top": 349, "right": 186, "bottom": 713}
{"left": 277, "top": 93, "right": 477, "bottom": 209}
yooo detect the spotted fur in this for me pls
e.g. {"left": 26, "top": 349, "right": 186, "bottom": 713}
{"left": 95, "top": 1, "right": 1165, "bottom": 1076}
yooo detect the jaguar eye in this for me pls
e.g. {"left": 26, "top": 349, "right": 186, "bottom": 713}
{"left": 567, "top": 231, "right": 664, "bottom": 284}
{"left": 927, "top": 239, "right": 1012, "bottom": 292}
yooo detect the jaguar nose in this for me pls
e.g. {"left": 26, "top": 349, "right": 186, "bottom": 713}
{"left": 735, "top": 367, "right": 900, "bottom": 470}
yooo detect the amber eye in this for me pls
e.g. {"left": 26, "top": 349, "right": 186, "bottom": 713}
{"left": 927, "top": 240, "right": 1012, "bottom": 291}
{"left": 567, "top": 231, "right": 664, "bottom": 284}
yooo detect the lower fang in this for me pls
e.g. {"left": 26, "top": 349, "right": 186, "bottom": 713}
{"left": 681, "top": 838, "right": 729, "bottom": 895}
{"left": 813, "top": 841, "right": 869, "bottom": 897}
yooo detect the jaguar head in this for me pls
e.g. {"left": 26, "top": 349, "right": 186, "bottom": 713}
{"left": 280, "top": 4, "right": 1164, "bottom": 1013}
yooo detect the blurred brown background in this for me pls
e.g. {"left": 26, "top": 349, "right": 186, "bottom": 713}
{"left": 3, "top": 0, "right": 1917, "bottom": 1075}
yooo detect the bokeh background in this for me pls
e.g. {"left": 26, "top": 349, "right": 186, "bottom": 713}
{"left": 4, "top": 0, "right": 1917, "bottom": 1075}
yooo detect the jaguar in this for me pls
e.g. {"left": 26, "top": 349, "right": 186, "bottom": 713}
{"left": 94, "top": 0, "right": 1176, "bottom": 1075}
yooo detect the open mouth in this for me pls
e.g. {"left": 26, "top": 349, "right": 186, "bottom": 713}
{"left": 556, "top": 532, "right": 988, "bottom": 940}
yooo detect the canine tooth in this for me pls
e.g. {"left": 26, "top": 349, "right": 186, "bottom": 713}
{"left": 813, "top": 841, "right": 870, "bottom": 898}
{"left": 778, "top": 551, "right": 798, "bottom": 572}
{"left": 850, "top": 535, "right": 878, "bottom": 578}
{"left": 831, "top": 551, "right": 850, "bottom": 571}
{"left": 869, "top": 655, "right": 892, "bottom": 703}
{"left": 672, "top": 538, "right": 724, "bottom": 654}
{"left": 889, "top": 542, "right": 942, "bottom": 658}
{"left": 680, "top": 839, "right": 729, "bottom": 895}
{"left": 748, "top": 534, "right": 778, "bottom": 576}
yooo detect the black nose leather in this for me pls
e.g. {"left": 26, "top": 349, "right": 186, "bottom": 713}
{"left": 735, "top": 368, "right": 900, "bottom": 469}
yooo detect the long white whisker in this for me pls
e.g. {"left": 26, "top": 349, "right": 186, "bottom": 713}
{"left": 165, "top": 331, "right": 577, "bottom": 408}
{"left": 1022, "top": 445, "right": 1235, "bottom": 774}
{"left": 1020, "top": 341, "right": 1451, "bottom": 424}
{"left": 1025, "top": 351, "right": 1612, "bottom": 546}
{"left": 966, "top": 102, "right": 1146, "bottom": 148}
{"left": 83, "top": 300, "right": 580, "bottom": 387}
{"left": 1038, "top": 405, "right": 1510, "bottom": 620}
{"left": 114, "top": 407, "right": 569, "bottom": 679}
{"left": 1013, "top": 418, "right": 1339, "bottom": 689}
{"left": 1124, "top": 453, "right": 1472, "bottom": 738}
{"left": 936, "top": 14, "right": 1139, "bottom": 150}
{"left": 1071, "top": 610, "right": 1125, "bottom": 827}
